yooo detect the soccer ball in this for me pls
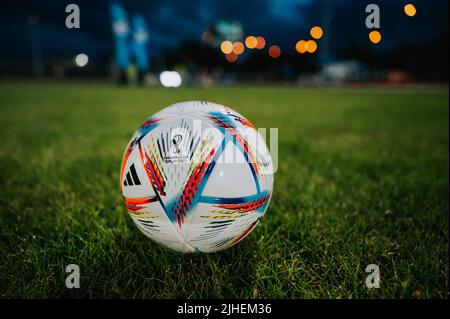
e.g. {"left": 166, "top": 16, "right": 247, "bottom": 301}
{"left": 120, "top": 101, "right": 274, "bottom": 253}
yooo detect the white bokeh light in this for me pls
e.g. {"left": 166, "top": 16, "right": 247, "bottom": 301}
{"left": 74, "top": 53, "right": 89, "bottom": 67}
{"left": 159, "top": 71, "right": 182, "bottom": 88}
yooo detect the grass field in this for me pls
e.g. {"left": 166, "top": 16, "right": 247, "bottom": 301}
{"left": 0, "top": 82, "right": 448, "bottom": 298}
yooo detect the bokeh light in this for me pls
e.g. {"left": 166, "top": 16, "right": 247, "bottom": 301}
{"left": 245, "top": 36, "right": 257, "bottom": 49}
{"left": 305, "top": 40, "right": 317, "bottom": 53}
{"left": 369, "top": 30, "right": 382, "bottom": 44}
{"left": 310, "top": 26, "right": 323, "bottom": 40}
{"left": 159, "top": 71, "right": 182, "bottom": 88}
{"left": 74, "top": 53, "right": 89, "bottom": 67}
{"left": 256, "top": 36, "right": 266, "bottom": 49}
{"left": 404, "top": 3, "right": 417, "bottom": 17}
{"left": 268, "top": 45, "right": 281, "bottom": 58}
{"left": 220, "top": 41, "right": 233, "bottom": 54}
{"left": 226, "top": 53, "right": 238, "bottom": 62}
{"left": 295, "top": 40, "right": 307, "bottom": 54}
{"left": 233, "top": 42, "right": 245, "bottom": 55}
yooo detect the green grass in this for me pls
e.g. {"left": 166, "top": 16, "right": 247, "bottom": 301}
{"left": 0, "top": 82, "right": 448, "bottom": 298}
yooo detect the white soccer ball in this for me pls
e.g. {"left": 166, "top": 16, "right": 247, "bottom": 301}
{"left": 120, "top": 101, "right": 274, "bottom": 253}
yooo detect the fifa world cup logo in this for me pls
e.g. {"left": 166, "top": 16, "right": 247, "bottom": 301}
{"left": 172, "top": 134, "right": 182, "bottom": 154}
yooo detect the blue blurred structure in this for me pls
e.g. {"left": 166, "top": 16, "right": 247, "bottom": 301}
{"left": 111, "top": 2, "right": 131, "bottom": 72}
{"left": 132, "top": 15, "right": 150, "bottom": 73}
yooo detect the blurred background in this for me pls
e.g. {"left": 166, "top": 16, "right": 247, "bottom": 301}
{"left": 0, "top": 0, "right": 448, "bottom": 86}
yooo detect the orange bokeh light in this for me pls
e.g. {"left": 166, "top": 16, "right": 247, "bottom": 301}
{"left": 226, "top": 53, "right": 238, "bottom": 62}
{"left": 256, "top": 36, "right": 266, "bottom": 49}
{"left": 245, "top": 36, "right": 258, "bottom": 49}
{"left": 295, "top": 40, "right": 307, "bottom": 54}
{"left": 369, "top": 30, "right": 382, "bottom": 44}
{"left": 404, "top": 4, "right": 417, "bottom": 17}
{"left": 268, "top": 45, "right": 281, "bottom": 58}
{"left": 220, "top": 41, "right": 233, "bottom": 54}
{"left": 310, "top": 26, "right": 323, "bottom": 40}
{"left": 305, "top": 40, "right": 317, "bottom": 53}
{"left": 233, "top": 42, "right": 245, "bottom": 55}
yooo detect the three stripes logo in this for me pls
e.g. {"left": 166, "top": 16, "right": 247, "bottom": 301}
{"left": 123, "top": 164, "right": 141, "bottom": 186}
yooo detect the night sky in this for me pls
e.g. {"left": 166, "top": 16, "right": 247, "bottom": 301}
{"left": 0, "top": 0, "right": 448, "bottom": 62}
